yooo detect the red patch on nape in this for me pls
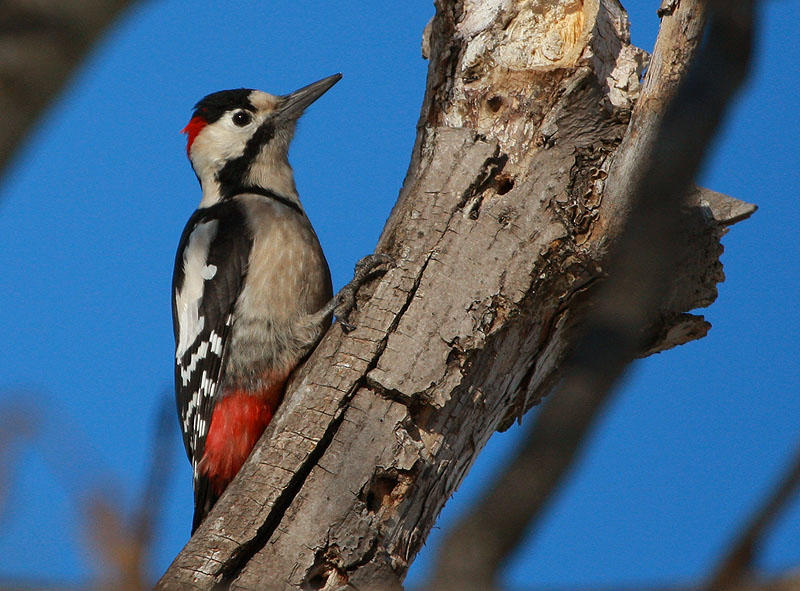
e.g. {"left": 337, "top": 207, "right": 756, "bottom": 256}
{"left": 199, "top": 379, "right": 287, "bottom": 495}
{"left": 181, "top": 115, "right": 207, "bottom": 157}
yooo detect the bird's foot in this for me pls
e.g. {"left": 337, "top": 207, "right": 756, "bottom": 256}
{"left": 334, "top": 253, "right": 394, "bottom": 332}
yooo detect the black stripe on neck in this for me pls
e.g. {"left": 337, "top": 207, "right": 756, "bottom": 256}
{"left": 230, "top": 185, "right": 303, "bottom": 214}
{"left": 217, "top": 121, "right": 276, "bottom": 197}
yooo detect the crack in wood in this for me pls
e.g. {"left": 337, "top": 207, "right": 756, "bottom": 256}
{"left": 216, "top": 396, "right": 353, "bottom": 586}
{"left": 216, "top": 249, "right": 437, "bottom": 586}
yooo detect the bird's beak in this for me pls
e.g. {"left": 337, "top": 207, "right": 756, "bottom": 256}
{"left": 279, "top": 73, "right": 342, "bottom": 120}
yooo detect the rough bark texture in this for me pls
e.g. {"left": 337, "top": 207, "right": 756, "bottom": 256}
{"left": 429, "top": 1, "right": 755, "bottom": 587}
{"left": 157, "top": 1, "right": 754, "bottom": 589}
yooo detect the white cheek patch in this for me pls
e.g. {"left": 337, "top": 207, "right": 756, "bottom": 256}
{"left": 175, "top": 220, "right": 219, "bottom": 359}
{"left": 192, "top": 118, "right": 257, "bottom": 173}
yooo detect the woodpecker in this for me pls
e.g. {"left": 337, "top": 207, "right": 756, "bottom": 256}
{"left": 173, "top": 74, "right": 384, "bottom": 532}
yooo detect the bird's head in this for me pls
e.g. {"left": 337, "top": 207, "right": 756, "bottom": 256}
{"left": 182, "top": 73, "right": 341, "bottom": 208}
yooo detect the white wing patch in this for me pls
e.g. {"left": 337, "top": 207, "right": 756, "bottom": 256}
{"left": 175, "top": 219, "right": 219, "bottom": 359}
{"left": 201, "top": 264, "right": 217, "bottom": 280}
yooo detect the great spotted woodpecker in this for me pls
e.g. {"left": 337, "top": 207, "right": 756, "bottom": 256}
{"left": 173, "top": 74, "right": 387, "bottom": 532}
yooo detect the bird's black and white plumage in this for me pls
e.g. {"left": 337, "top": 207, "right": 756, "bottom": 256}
{"left": 173, "top": 76, "right": 340, "bottom": 532}
{"left": 173, "top": 201, "right": 248, "bottom": 471}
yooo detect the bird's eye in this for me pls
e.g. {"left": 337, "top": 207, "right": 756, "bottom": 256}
{"left": 232, "top": 111, "right": 252, "bottom": 126}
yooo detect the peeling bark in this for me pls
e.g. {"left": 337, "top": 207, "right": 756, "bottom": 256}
{"left": 157, "top": 1, "right": 754, "bottom": 589}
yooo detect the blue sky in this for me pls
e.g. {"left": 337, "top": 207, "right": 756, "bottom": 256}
{"left": 0, "top": 1, "right": 797, "bottom": 587}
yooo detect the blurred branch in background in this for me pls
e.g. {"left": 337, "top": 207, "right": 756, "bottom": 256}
{"left": 0, "top": 1, "right": 157, "bottom": 565}
{"left": 0, "top": 393, "right": 174, "bottom": 591}
{"left": 709, "top": 443, "right": 800, "bottom": 591}
{"left": 560, "top": 0, "right": 756, "bottom": 442}
{"left": 0, "top": 398, "right": 39, "bottom": 520}
{"left": 430, "top": 1, "right": 762, "bottom": 589}
{"left": 85, "top": 395, "right": 174, "bottom": 591}
{"left": 0, "top": 0, "right": 133, "bottom": 176}
{"left": 429, "top": 391, "right": 604, "bottom": 590}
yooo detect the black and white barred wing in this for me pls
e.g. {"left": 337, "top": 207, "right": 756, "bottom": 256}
{"left": 172, "top": 201, "right": 251, "bottom": 471}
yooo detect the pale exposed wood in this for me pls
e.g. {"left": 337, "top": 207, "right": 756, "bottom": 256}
{"left": 157, "top": 1, "right": 755, "bottom": 589}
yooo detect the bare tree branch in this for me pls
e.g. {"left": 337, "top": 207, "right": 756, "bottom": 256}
{"left": 133, "top": 395, "right": 175, "bottom": 567}
{"left": 558, "top": 0, "right": 756, "bottom": 431}
{"left": 0, "top": 0, "right": 133, "bottom": 175}
{"left": 708, "top": 442, "right": 800, "bottom": 591}
{"left": 429, "top": 392, "right": 600, "bottom": 590}
{"left": 157, "top": 2, "right": 756, "bottom": 588}
{"left": 0, "top": 393, "right": 172, "bottom": 590}
{"left": 429, "top": 1, "right": 759, "bottom": 586}
{"left": 426, "top": 578, "right": 800, "bottom": 591}
{"left": 84, "top": 397, "right": 174, "bottom": 591}
{"left": 0, "top": 398, "right": 38, "bottom": 521}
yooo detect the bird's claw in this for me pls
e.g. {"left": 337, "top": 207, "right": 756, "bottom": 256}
{"left": 353, "top": 253, "right": 394, "bottom": 278}
{"left": 335, "top": 253, "right": 394, "bottom": 331}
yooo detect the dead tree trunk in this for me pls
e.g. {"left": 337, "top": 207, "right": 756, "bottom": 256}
{"left": 157, "top": 1, "right": 754, "bottom": 589}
